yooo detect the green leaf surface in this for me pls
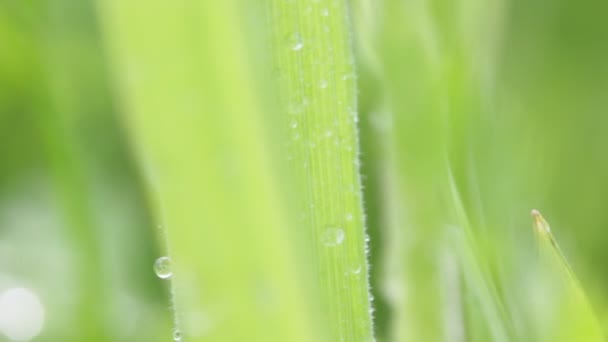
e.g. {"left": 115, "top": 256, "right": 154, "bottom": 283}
{"left": 270, "top": 0, "right": 374, "bottom": 340}
{"left": 97, "top": 1, "right": 324, "bottom": 341}
{"left": 530, "top": 210, "right": 603, "bottom": 342}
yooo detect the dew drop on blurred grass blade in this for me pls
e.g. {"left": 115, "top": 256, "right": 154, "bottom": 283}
{"left": 154, "top": 256, "right": 173, "bottom": 279}
{"left": 172, "top": 328, "right": 182, "bottom": 342}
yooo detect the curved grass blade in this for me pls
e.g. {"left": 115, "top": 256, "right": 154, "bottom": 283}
{"left": 531, "top": 210, "right": 575, "bottom": 278}
{"left": 448, "top": 172, "right": 514, "bottom": 342}
{"left": 529, "top": 210, "right": 603, "bottom": 341}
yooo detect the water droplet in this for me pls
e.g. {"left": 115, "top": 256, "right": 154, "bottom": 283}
{"left": 290, "top": 120, "right": 298, "bottom": 129}
{"left": 319, "top": 79, "right": 328, "bottom": 89}
{"left": 345, "top": 213, "right": 353, "bottom": 221}
{"left": 154, "top": 256, "right": 172, "bottom": 279}
{"left": 288, "top": 32, "right": 303, "bottom": 51}
{"left": 173, "top": 329, "right": 182, "bottom": 341}
{"left": 351, "top": 266, "right": 362, "bottom": 275}
{"left": 321, "top": 8, "right": 329, "bottom": 16}
{"left": 322, "top": 227, "right": 345, "bottom": 247}
{"left": 347, "top": 107, "right": 359, "bottom": 124}
{"left": 324, "top": 130, "right": 333, "bottom": 137}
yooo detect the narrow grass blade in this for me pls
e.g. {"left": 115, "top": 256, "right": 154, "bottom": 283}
{"left": 448, "top": 174, "right": 514, "bottom": 342}
{"left": 269, "top": 1, "right": 375, "bottom": 340}
{"left": 529, "top": 210, "right": 603, "bottom": 341}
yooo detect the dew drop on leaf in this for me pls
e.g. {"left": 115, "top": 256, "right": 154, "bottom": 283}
{"left": 322, "top": 227, "right": 345, "bottom": 247}
{"left": 173, "top": 329, "right": 182, "bottom": 341}
{"left": 288, "top": 32, "right": 303, "bottom": 51}
{"left": 154, "top": 256, "right": 172, "bottom": 279}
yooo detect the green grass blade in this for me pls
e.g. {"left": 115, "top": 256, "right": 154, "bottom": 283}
{"left": 36, "top": 3, "right": 116, "bottom": 340}
{"left": 355, "top": 0, "right": 450, "bottom": 339}
{"left": 269, "top": 1, "right": 374, "bottom": 341}
{"left": 448, "top": 174, "right": 513, "bottom": 342}
{"left": 350, "top": 0, "right": 513, "bottom": 340}
{"left": 1, "top": 2, "right": 171, "bottom": 341}
{"left": 529, "top": 210, "right": 603, "bottom": 341}
{"left": 97, "top": 1, "right": 326, "bottom": 341}
{"left": 532, "top": 210, "right": 576, "bottom": 277}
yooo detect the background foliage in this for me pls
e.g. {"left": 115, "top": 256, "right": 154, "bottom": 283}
{"left": 0, "top": 0, "right": 607, "bottom": 341}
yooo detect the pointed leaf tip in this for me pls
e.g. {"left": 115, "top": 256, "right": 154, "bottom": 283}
{"left": 531, "top": 209, "right": 551, "bottom": 233}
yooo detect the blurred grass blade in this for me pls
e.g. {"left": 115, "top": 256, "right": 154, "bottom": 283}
{"left": 350, "top": 0, "right": 513, "bottom": 340}
{"left": 37, "top": 2, "right": 113, "bottom": 340}
{"left": 530, "top": 210, "right": 603, "bottom": 341}
{"left": 97, "top": 1, "right": 325, "bottom": 341}
{"left": 448, "top": 173, "right": 513, "bottom": 342}
{"left": 269, "top": 1, "right": 375, "bottom": 340}
{"left": 532, "top": 210, "right": 575, "bottom": 278}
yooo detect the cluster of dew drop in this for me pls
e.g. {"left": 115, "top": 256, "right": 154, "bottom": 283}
{"left": 282, "top": 20, "right": 360, "bottom": 153}
{"left": 154, "top": 256, "right": 183, "bottom": 341}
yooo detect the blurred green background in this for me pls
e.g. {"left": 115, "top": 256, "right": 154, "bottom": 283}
{"left": 1, "top": 0, "right": 608, "bottom": 341}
